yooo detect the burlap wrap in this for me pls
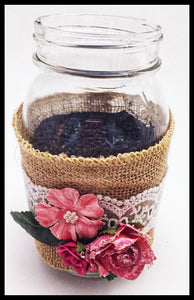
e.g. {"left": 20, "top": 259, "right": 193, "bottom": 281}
{"left": 12, "top": 99, "right": 174, "bottom": 275}
{"left": 13, "top": 102, "right": 175, "bottom": 198}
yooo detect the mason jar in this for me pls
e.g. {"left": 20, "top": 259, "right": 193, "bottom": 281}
{"left": 12, "top": 13, "right": 174, "bottom": 279}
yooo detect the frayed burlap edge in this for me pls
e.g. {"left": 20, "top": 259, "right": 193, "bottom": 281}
{"left": 34, "top": 228, "right": 154, "bottom": 276}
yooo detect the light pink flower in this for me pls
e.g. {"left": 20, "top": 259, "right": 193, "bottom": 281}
{"left": 35, "top": 188, "right": 104, "bottom": 241}
{"left": 85, "top": 224, "right": 156, "bottom": 280}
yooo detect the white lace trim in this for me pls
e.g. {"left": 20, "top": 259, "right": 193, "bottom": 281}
{"left": 23, "top": 172, "right": 50, "bottom": 209}
{"left": 23, "top": 171, "right": 165, "bottom": 233}
{"left": 97, "top": 180, "right": 165, "bottom": 233}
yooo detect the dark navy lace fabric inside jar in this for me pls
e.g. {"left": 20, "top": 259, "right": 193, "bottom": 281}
{"left": 30, "top": 110, "right": 155, "bottom": 158}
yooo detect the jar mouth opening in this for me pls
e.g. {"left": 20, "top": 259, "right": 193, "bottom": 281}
{"left": 34, "top": 13, "right": 163, "bottom": 49}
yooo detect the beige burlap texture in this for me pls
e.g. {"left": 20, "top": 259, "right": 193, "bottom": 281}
{"left": 12, "top": 98, "right": 174, "bottom": 275}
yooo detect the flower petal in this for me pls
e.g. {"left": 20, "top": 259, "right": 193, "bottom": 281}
{"left": 113, "top": 235, "right": 138, "bottom": 250}
{"left": 136, "top": 237, "right": 156, "bottom": 265}
{"left": 46, "top": 188, "right": 79, "bottom": 210}
{"left": 87, "top": 235, "right": 113, "bottom": 252}
{"left": 57, "top": 242, "right": 89, "bottom": 275}
{"left": 97, "top": 261, "right": 110, "bottom": 277}
{"left": 76, "top": 194, "right": 104, "bottom": 219}
{"left": 50, "top": 219, "right": 77, "bottom": 241}
{"left": 61, "top": 188, "right": 80, "bottom": 206}
{"left": 46, "top": 189, "right": 68, "bottom": 208}
{"left": 123, "top": 264, "right": 145, "bottom": 280}
{"left": 35, "top": 203, "right": 60, "bottom": 227}
{"left": 116, "top": 223, "right": 149, "bottom": 240}
{"left": 110, "top": 256, "right": 144, "bottom": 280}
{"left": 76, "top": 216, "right": 103, "bottom": 239}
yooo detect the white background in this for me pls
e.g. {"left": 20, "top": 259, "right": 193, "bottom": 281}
{"left": 5, "top": 5, "right": 189, "bottom": 295}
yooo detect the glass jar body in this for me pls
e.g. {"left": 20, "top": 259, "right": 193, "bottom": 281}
{"left": 12, "top": 14, "right": 175, "bottom": 280}
{"left": 23, "top": 68, "right": 169, "bottom": 158}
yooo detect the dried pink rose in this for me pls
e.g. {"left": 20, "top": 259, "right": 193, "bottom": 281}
{"left": 35, "top": 188, "right": 104, "bottom": 241}
{"left": 57, "top": 241, "right": 89, "bottom": 275}
{"left": 85, "top": 224, "right": 156, "bottom": 280}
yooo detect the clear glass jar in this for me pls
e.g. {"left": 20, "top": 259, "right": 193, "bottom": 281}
{"left": 12, "top": 13, "right": 175, "bottom": 279}
{"left": 22, "top": 13, "right": 169, "bottom": 158}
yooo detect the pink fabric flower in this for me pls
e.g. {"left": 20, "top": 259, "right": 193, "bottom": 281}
{"left": 57, "top": 241, "right": 89, "bottom": 275}
{"left": 35, "top": 188, "right": 104, "bottom": 241}
{"left": 85, "top": 224, "right": 156, "bottom": 280}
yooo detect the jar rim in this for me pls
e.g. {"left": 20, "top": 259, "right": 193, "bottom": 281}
{"left": 34, "top": 13, "right": 163, "bottom": 49}
{"left": 33, "top": 13, "right": 163, "bottom": 76}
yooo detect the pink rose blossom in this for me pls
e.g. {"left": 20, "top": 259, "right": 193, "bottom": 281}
{"left": 57, "top": 241, "right": 89, "bottom": 275}
{"left": 35, "top": 188, "right": 104, "bottom": 241}
{"left": 85, "top": 224, "right": 156, "bottom": 280}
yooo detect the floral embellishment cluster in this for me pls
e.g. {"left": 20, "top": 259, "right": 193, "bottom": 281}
{"left": 11, "top": 187, "right": 156, "bottom": 280}
{"left": 57, "top": 224, "right": 156, "bottom": 280}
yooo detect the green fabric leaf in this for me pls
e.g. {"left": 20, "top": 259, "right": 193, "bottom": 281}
{"left": 10, "top": 211, "right": 62, "bottom": 246}
{"left": 105, "top": 271, "right": 117, "bottom": 281}
{"left": 76, "top": 241, "right": 86, "bottom": 253}
{"left": 99, "top": 227, "right": 118, "bottom": 236}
